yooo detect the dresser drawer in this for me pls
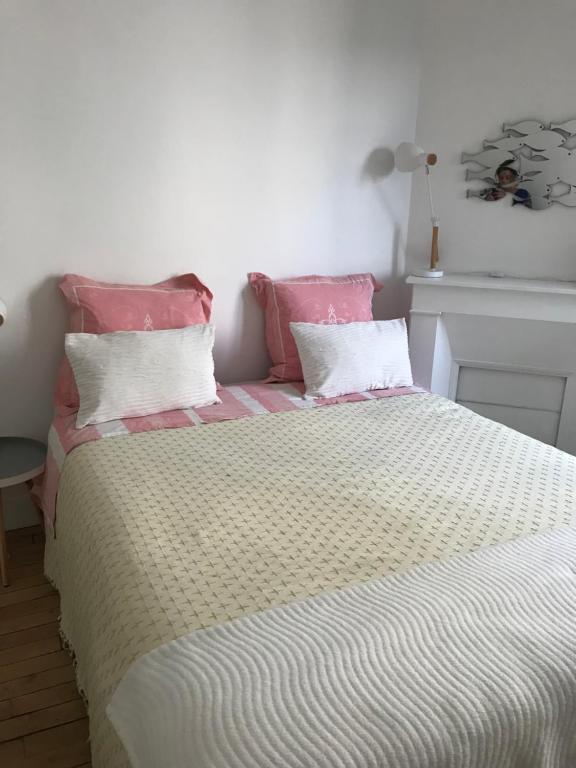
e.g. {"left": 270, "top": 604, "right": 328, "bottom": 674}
{"left": 458, "top": 401, "right": 560, "bottom": 445}
{"left": 457, "top": 367, "right": 565, "bottom": 412}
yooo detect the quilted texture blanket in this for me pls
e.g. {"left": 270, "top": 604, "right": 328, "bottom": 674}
{"left": 107, "top": 527, "right": 576, "bottom": 768}
{"left": 44, "top": 393, "right": 576, "bottom": 768}
{"left": 40, "top": 380, "right": 420, "bottom": 529}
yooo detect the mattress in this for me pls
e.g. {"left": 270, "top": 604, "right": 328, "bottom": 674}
{"left": 44, "top": 392, "right": 576, "bottom": 767}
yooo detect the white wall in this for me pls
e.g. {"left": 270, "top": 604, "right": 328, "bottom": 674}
{"left": 408, "top": 0, "right": 576, "bottom": 280}
{"left": 0, "top": 1, "right": 420, "bottom": 526}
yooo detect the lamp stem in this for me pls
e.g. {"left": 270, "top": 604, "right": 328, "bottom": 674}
{"left": 424, "top": 165, "right": 437, "bottom": 221}
{"left": 425, "top": 164, "right": 440, "bottom": 270}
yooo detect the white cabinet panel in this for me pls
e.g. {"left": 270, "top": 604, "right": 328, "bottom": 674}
{"left": 457, "top": 367, "right": 565, "bottom": 412}
{"left": 458, "top": 401, "right": 560, "bottom": 445}
{"left": 408, "top": 276, "right": 576, "bottom": 454}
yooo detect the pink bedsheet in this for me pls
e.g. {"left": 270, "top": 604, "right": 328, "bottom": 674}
{"left": 39, "top": 380, "right": 422, "bottom": 532}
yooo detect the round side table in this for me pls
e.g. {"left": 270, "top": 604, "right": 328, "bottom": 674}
{"left": 0, "top": 437, "right": 47, "bottom": 587}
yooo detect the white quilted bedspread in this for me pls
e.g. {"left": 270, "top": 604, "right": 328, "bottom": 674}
{"left": 108, "top": 527, "right": 576, "bottom": 768}
{"left": 44, "top": 393, "right": 576, "bottom": 767}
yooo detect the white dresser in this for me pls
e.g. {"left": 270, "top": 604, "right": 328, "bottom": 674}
{"left": 407, "top": 273, "right": 576, "bottom": 454}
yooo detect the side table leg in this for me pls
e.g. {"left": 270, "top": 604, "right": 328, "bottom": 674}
{"left": 0, "top": 490, "right": 8, "bottom": 587}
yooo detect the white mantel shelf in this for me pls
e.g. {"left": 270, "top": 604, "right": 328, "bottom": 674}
{"left": 407, "top": 272, "right": 576, "bottom": 325}
{"left": 407, "top": 273, "right": 576, "bottom": 297}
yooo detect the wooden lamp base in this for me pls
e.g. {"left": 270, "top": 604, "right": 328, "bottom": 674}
{"left": 414, "top": 224, "right": 444, "bottom": 278}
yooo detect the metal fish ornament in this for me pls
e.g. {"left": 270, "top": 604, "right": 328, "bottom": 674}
{"left": 550, "top": 186, "right": 576, "bottom": 206}
{"left": 510, "top": 174, "right": 551, "bottom": 209}
{"left": 522, "top": 176, "right": 550, "bottom": 197}
{"left": 553, "top": 162, "right": 576, "bottom": 186}
{"left": 521, "top": 149, "right": 576, "bottom": 185}
{"left": 483, "top": 136, "right": 525, "bottom": 151}
{"left": 465, "top": 166, "right": 499, "bottom": 182}
{"left": 461, "top": 149, "right": 515, "bottom": 167}
{"left": 530, "top": 196, "right": 552, "bottom": 210}
{"left": 550, "top": 119, "right": 576, "bottom": 136}
{"left": 522, "top": 130, "right": 565, "bottom": 151}
{"left": 502, "top": 120, "right": 545, "bottom": 135}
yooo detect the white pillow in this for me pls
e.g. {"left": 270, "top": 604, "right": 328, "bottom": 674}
{"left": 289, "top": 319, "right": 413, "bottom": 398}
{"left": 66, "top": 325, "right": 220, "bottom": 428}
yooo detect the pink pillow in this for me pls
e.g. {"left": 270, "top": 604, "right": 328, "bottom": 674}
{"left": 249, "top": 272, "right": 382, "bottom": 382}
{"left": 54, "top": 273, "right": 213, "bottom": 415}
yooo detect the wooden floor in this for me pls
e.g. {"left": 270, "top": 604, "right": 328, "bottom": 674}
{"left": 0, "top": 526, "right": 91, "bottom": 767}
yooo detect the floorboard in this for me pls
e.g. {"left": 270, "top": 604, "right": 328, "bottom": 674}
{"left": 0, "top": 527, "right": 91, "bottom": 767}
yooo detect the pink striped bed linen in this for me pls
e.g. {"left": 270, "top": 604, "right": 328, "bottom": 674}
{"left": 39, "top": 380, "right": 423, "bottom": 531}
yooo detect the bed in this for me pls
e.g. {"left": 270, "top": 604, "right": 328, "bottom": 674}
{"left": 43, "top": 382, "right": 576, "bottom": 768}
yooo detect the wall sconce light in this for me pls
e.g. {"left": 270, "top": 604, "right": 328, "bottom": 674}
{"left": 395, "top": 142, "right": 443, "bottom": 278}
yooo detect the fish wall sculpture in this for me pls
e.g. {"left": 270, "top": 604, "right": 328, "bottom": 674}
{"left": 463, "top": 118, "right": 576, "bottom": 210}
{"left": 461, "top": 149, "right": 515, "bottom": 167}
{"left": 502, "top": 120, "right": 545, "bottom": 135}
{"left": 550, "top": 186, "right": 576, "bottom": 206}
{"left": 483, "top": 136, "right": 526, "bottom": 152}
{"left": 550, "top": 119, "right": 576, "bottom": 135}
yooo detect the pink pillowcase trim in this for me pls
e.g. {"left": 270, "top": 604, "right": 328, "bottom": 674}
{"left": 54, "top": 273, "right": 213, "bottom": 415}
{"left": 249, "top": 272, "right": 383, "bottom": 382}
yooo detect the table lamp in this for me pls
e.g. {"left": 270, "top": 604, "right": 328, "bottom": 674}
{"left": 395, "top": 142, "right": 443, "bottom": 278}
